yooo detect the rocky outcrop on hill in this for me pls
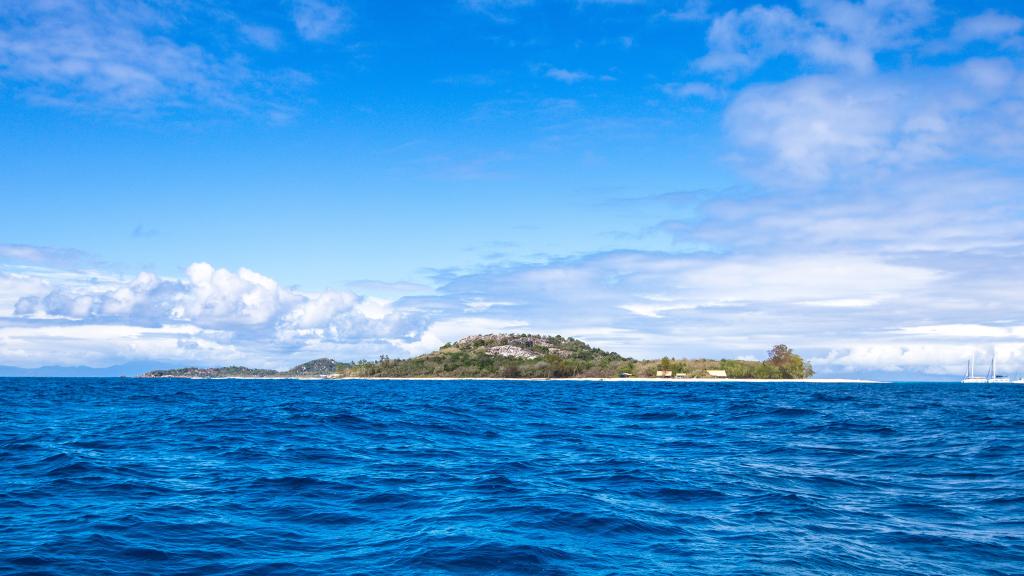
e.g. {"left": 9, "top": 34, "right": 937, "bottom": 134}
{"left": 486, "top": 345, "right": 541, "bottom": 360}
{"left": 454, "top": 334, "right": 580, "bottom": 358}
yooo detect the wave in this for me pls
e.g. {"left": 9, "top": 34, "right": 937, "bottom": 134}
{"left": 1, "top": 376, "right": 1022, "bottom": 575}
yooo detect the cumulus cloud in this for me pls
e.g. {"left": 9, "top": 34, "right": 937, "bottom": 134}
{"left": 12, "top": 263, "right": 396, "bottom": 333}
{"left": 2, "top": 232, "right": 1023, "bottom": 376}
{"left": 2, "top": 262, "right": 427, "bottom": 368}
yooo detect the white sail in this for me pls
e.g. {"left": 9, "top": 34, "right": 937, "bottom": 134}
{"left": 986, "top": 353, "right": 1010, "bottom": 383}
{"left": 961, "top": 352, "right": 987, "bottom": 383}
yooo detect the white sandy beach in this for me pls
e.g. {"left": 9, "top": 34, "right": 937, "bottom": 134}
{"left": 182, "top": 376, "right": 883, "bottom": 383}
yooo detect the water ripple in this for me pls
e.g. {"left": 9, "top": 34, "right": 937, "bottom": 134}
{"left": 1, "top": 378, "right": 1023, "bottom": 574}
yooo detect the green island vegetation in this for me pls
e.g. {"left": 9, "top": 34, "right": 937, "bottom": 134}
{"left": 143, "top": 334, "right": 814, "bottom": 379}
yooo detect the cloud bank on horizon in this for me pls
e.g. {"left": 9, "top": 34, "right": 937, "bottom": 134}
{"left": 1, "top": 0, "right": 1023, "bottom": 376}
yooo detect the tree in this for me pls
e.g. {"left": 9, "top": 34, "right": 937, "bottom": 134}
{"left": 764, "top": 344, "right": 811, "bottom": 379}
{"left": 767, "top": 345, "right": 795, "bottom": 367}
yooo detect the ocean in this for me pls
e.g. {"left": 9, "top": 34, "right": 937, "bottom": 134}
{"left": 1, "top": 378, "right": 1022, "bottom": 575}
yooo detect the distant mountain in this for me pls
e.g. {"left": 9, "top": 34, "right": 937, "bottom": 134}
{"left": 0, "top": 361, "right": 179, "bottom": 378}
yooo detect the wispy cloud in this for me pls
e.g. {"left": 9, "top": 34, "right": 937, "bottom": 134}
{"left": 461, "top": 0, "right": 534, "bottom": 22}
{"left": 291, "top": 0, "right": 350, "bottom": 41}
{"left": 951, "top": 9, "right": 1024, "bottom": 46}
{"left": 0, "top": 244, "right": 87, "bottom": 266}
{"left": 0, "top": 1, "right": 235, "bottom": 110}
{"left": 724, "top": 59, "right": 1024, "bottom": 183}
{"left": 659, "top": 0, "right": 710, "bottom": 22}
{"left": 0, "top": 1, "right": 318, "bottom": 115}
{"left": 661, "top": 81, "right": 722, "bottom": 100}
{"left": 697, "top": 1, "right": 933, "bottom": 75}
{"left": 545, "top": 67, "right": 592, "bottom": 83}
{"left": 239, "top": 23, "right": 283, "bottom": 50}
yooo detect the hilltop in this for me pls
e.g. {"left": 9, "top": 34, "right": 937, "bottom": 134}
{"left": 345, "top": 334, "right": 630, "bottom": 379}
{"left": 142, "top": 334, "right": 813, "bottom": 379}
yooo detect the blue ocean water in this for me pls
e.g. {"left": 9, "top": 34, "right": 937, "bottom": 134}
{"left": 1, "top": 378, "right": 1022, "bottom": 575}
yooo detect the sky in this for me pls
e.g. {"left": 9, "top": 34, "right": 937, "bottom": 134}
{"left": 1, "top": 0, "right": 1023, "bottom": 377}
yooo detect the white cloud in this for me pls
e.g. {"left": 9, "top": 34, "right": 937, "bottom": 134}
{"left": 0, "top": 1, "right": 238, "bottom": 109}
{"left": 698, "top": 0, "right": 934, "bottom": 75}
{"left": 391, "top": 317, "right": 529, "bottom": 356}
{"left": 799, "top": 298, "right": 879, "bottom": 308}
{"left": 239, "top": 23, "right": 283, "bottom": 50}
{"left": 291, "top": 0, "right": 350, "bottom": 41}
{"left": 0, "top": 321, "right": 243, "bottom": 369}
{"left": 898, "top": 324, "right": 1024, "bottom": 339}
{"left": 461, "top": 0, "right": 534, "bottom": 22}
{"left": 546, "top": 67, "right": 591, "bottom": 84}
{"left": 2, "top": 229, "right": 1023, "bottom": 376}
{"left": 463, "top": 0, "right": 534, "bottom": 10}
{"left": 661, "top": 81, "right": 722, "bottom": 99}
{"left": 0, "top": 262, "right": 424, "bottom": 368}
{"left": 0, "top": 1, "right": 316, "bottom": 114}
{"left": 949, "top": 10, "right": 1024, "bottom": 48}
{"left": 819, "top": 342, "right": 1024, "bottom": 376}
{"left": 661, "top": 0, "right": 710, "bottom": 22}
{"left": 723, "top": 60, "right": 1024, "bottom": 183}
{"left": 0, "top": 243, "right": 86, "bottom": 264}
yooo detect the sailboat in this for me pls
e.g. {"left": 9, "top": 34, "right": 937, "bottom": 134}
{"left": 986, "top": 356, "right": 1010, "bottom": 383}
{"left": 961, "top": 354, "right": 987, "bottom": 383}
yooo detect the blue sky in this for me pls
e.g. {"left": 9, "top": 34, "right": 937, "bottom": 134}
{"left": 2, "top": 0, "right": 1023, "bottom": 377}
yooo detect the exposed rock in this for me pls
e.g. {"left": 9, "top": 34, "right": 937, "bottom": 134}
{"left": 486, "top": 345, "right": 540, "bottom": 360}
{"left": 509, "top": 336, "right": 558, "bottom": 349}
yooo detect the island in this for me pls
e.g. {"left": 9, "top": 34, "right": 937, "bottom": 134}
{"left": 142, "top": 334, "right": 815, "bottom": 380}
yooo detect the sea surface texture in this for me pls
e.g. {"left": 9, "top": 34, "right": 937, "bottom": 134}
{"left": 1, "top": 378, "right": 1022, "bottom": 575}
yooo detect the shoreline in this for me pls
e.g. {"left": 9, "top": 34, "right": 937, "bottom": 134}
{"left": 152, "top": 376, "right": 886, "bottom": 383}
